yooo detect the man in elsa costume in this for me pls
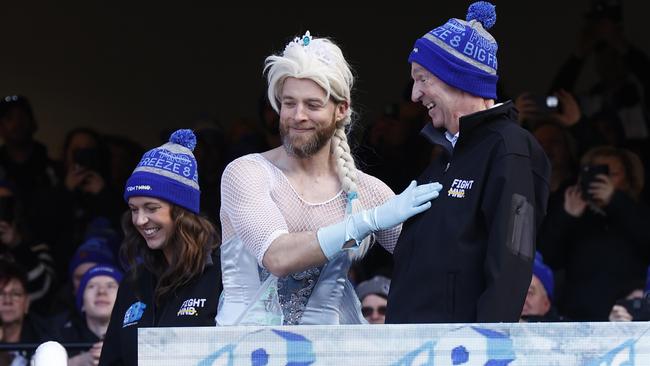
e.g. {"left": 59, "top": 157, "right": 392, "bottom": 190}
{"left": 216, "top": 31, "right": 442, "bottom": 325}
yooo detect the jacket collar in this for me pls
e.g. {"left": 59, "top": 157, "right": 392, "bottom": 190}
{"left": 420, "top": 124, "right": 453, "bottom": 155}
{"left": 420, "top": 101, "right": 516, "bottom": 153}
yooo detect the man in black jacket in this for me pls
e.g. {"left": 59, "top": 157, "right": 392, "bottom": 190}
{"left": 385, "top": 1, "right": 551, "bottom": 323}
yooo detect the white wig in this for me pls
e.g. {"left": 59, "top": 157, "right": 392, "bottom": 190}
{"left": 264, "top": 32, "right": 354, "bottom": 125}
{"left": 264, "top": 32, "right": 374, "bottom": 259}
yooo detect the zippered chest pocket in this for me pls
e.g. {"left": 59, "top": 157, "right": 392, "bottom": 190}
{"left": 506, "top": 193, "right": 534, "bottom": 260}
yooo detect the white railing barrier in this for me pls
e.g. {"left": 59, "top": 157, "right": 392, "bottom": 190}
{"left": 138, "top": 322, "right": 650, "bottom": 365}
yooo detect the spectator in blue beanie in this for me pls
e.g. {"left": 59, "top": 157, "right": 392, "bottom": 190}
{"left": 521, "top": 252, "right": 565, "bottom": 322}
{"left": 50, "top": 235, "right": 117, "bottom": 315}
{"left": 57, "top": 264, "right": 122, "bottom": 366}
{"left": 69, "top": 236, "right": 117, "bottom": 293}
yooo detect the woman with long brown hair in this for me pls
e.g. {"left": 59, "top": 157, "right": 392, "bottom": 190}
{"left": 99, "top": 129, "right": 221, "bottom": 366}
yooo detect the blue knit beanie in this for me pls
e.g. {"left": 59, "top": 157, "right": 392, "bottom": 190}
{"left": 532, "top": 252, "right": 554, "bottom": 300}
{"left": 83, "top": 217, "right": 122, "bottom": 259}
{"left": 68, "top": 236, "right": 117, "bottom": 282}
{"left": 76, "top": 264, "right": 124, "bottom": 313}
{"left": 408, "top": 1, "right": 499, "bottom": 99}
{"left": 124, "top": 129, "right": 200, "bottom": 213}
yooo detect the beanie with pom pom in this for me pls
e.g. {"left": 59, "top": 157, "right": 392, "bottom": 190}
{"left": 408, "top": 1, "right": 499, "bottom": 99}
{"left": 124, "top": 129, "right": 201, "bottom": 213}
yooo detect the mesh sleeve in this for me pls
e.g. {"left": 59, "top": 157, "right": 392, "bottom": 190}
{"left": 358, "top": 173, "right": 401, "bottom": 254}
{"left": 220, "top": 156, "right": 289, "bottom": 266}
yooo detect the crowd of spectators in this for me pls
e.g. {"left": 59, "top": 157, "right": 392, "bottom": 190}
{"left": 0, "top": 0, "right": 649, "bottom": 362}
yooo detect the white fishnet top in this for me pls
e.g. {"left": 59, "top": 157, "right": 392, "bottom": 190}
{"left": 221, "top": 153, "right": 399, "bottom": 264}
{"left": 217, "top": 153, "right": 399, "bottom": 325}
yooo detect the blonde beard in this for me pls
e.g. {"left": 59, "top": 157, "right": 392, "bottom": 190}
{"left": 280, "top": 120, "right": 337, "bottom": 158}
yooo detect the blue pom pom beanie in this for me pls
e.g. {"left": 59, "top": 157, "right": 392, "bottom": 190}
{"left": 532, "top": 252, "right": 554, "bottom": 300}
{"left": 408, "top": 1, "right": 499, "bottom": 99}
{"left": 68, "top": 236, "right": 117, "bottom": 282}
{"left": 76, "top": 264, "right": 124, "bottom": 313}
{"left": 124, "top": 129, "right": 200, "bottom": 213}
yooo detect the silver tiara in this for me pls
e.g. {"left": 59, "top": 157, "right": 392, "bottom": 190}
{"left": 283, "top": 30, "right": 333, "bottom": 65}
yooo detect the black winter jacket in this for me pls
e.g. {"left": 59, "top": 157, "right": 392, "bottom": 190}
{"left": 99, "top": 253, "right": 221, "bottom": 366}
{"left": 538, "top": 191, "right": 650, "bottom": 321}
{"left": 386, "top": 102, "right": 551, "bottom": 323}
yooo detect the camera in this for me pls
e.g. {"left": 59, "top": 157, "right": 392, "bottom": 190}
{"left": 616, "top": 293, "right": 650, "bottom": 321}
{"left": 580, "top": 164, "right": 609, "bottom": 200}
{"left": 545, "top": 96, "right": 559, "bottom": 110}
{"left": 533, "top": 95, "right": 560, "bottom": 113}
{"left": 73, "top": 147, "right": 111, "bottom": 176}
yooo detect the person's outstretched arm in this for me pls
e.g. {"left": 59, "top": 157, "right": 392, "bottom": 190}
{"left": 265, "top": 180, "right": 441, "bottom": 277}
{"left": 221, "top": 157, "right": 441, "bottom": 277}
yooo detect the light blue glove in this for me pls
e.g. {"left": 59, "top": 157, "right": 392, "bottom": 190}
{"left": 317, "top": 180, "right": 443, "bottom": 260}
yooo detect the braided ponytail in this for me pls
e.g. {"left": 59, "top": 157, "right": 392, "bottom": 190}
{"left": 331, "top": 117, "right": 372, "bottom": 259}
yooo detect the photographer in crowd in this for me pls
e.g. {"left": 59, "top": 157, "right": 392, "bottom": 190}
{"left": 609, "top": 288, "right": 647, "bottom": 322}
{"left": 47, "top": 128, "right": 124, "bottom": 280}
{"left": 609, "top": 267, "right": 650, "bottom": 322}
{"left": 538, "top": 146, "right": 650, "bottom": 320}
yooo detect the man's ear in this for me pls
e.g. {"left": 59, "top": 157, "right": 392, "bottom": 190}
{"left": 335, "top": 100, "right": 349, "bottom": 122}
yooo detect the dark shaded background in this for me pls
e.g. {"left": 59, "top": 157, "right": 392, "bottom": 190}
{"left": 2, "top": 2, "right": 649, "bottom": 154}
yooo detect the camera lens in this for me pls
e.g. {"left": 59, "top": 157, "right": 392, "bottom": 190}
{"left": 546, "top": 96, "right": 559, "bottom": 108}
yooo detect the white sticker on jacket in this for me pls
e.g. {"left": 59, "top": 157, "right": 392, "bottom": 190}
{"left": 177, "top": 298, "right": 207, "bottom": 316}
{"left": 447, "top": 178, "right": 475, "bottom": 199}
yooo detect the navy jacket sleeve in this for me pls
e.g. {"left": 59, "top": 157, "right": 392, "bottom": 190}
{"left": 477, "top": 140, "right": 550, "bottom": 322}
